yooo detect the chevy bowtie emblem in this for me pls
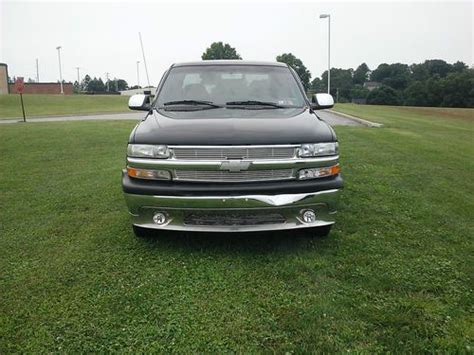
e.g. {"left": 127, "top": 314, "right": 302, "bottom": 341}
{"left": 220, "top": 160, "right": 252, "bottom": 172}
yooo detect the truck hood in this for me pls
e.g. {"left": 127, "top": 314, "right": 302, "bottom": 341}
{"left": 131, "top": 107, "right": 335, "bottom": 145}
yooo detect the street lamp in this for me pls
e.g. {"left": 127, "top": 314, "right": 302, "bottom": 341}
{"left": 136, "top": 60, "right": 140, "bottom": 87}
{"left": 319, "top": 14, "right": 331, "bottom": 94}
{"left": 56, "top": 46, "right": 64, "bottom": 94}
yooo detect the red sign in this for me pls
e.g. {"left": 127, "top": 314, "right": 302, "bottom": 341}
{"left": 14, "top": 77, "right": 25, "bottom": 94}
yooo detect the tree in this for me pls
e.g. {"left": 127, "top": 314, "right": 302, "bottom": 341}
{"left": 353, "top": 63, "right": 370, "bottom": 85}
{"left": 403, "top": 81, "right": 430, "bottom": 106}
{"left": 351, "top": 84, "right": 370, "bottom": 99}
{"left": 321, "top": 68, "right": 353, "bottom": 100}
{"left": 86, "top": 77, "right": 106, "bottom": 92}
{"left": 276, "top": 53, "right": 311, "bottom": 91}
{"left": 439, "top": 70, "right": 474, "bottom": 108}
{"left": 96, "top": 78, "right": 105, "bottom": 92}
{"left": 202, "top": 42, "right": 241, "bottom": 60}
{"left": 452, "top": 61, "right": 468, "bottom": 73}
{"left": 371, "top": 63, "right": 411, "bottom": 90}
{"left": 367, "top": 86, "right": 401, "bottom": 105}
{"left": 81, "top": 75, "right": 91, "bottom": 92}
{"left": 423, "top": 59, "right": 452, "bottom": 78}
{"left": 310, "top": 77, "right": 325, "bottom": 93}
{"left": 116, "top": 79, "right": 128, "bottom": 91}
{"left": 73, "top": 80, "right": 80, "bottom": 93}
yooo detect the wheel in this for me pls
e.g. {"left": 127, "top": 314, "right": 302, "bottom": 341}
{"left": 132, "top": 225, "right": 155, "bottom": 238}
{"left": 306, "top": 225, "right": 332, "bottom": 237}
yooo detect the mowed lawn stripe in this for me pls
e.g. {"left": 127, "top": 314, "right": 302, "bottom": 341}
{"left": 0, "top": 106, "right": 472, "bottom": 352}
{"left": 0, "top": 94, "right": 129, "bottom": 119}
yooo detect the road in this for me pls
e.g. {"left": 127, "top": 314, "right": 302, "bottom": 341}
{"left": 0, "top": 110, "right": 363, "bottom": 126}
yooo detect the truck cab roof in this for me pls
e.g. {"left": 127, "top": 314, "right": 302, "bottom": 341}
{"left": 172, "top": 60, "right": 288, "bottom": 68}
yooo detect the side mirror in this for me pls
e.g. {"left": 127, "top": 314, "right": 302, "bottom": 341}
{"left": 128, "top": 94, "right": 151, "bottom": 111}
{"left": 311, "top": 93, "right": 334, "bottom": 110}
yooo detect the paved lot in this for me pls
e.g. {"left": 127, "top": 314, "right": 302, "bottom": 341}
{"left": 0, "top": 110, "right": 363, "bottom": 126}
{"left": 0, "top": 112, "right": 143, "bottom": 124}
{"left": 316, "top": 110, "right": 363, "bottom": 126}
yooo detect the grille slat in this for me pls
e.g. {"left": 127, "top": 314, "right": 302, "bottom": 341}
{"left": 174, "top": 169, "right": 294, "bottom": 182}
{"left": 172, "top": 147, "right": 296, "bottom": 160}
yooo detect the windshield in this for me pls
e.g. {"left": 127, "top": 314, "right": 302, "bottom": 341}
{"left": 156, "top": 65, "right": 306, "bottom": 108}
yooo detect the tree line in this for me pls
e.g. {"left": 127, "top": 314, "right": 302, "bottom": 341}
{"left": 201, "top": 42, "right": 473, "bottom": 108}
{"left": 74, "top": 75, "right": 130, "bottom": 94}
{"left": 8, "top": 75, "right": 131, "bottom": 94}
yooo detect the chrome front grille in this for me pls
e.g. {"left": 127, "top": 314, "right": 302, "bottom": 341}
{"left": 183, "top": 212, "right": 286, "bottom": 226}
{"left": 171, "top": 146, "right": 296, "bottom": 160}
{"left": 174, "top": 169, "right": 294, "bottom": 182}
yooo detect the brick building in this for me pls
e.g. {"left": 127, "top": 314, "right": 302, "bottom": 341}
{"left": 8, "top": 82, "right": 73, "bottom": 95}
{"left": 0, "top": 63, "right": 9, "bottom": 94}
{"left": 1, "top": 63, "right": 73, "bottom": 95}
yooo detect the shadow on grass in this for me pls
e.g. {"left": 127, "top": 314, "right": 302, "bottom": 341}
{"left": 132, "top": 227, "right": 335, "bottom": 255}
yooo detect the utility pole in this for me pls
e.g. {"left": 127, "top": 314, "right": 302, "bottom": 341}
{"left": 36, "top": 58, "right": 39, "bottom": 82}
{"left": 114, "top": 77, "right": 118, "bottom": 92}
{"left": 138, "top": 32, "right": 151, "bottom": 87}
{"left": 105, "top": 72, "right": 110, "bottom": 92}
{"left": 75, "top": 67, "right": 81, "bottom": 85}
{"left": 319, "top": 14, "right": 331, "bottom": 94}
{"left": 136, "top": 60, "right": 140, "bottom": 87}
{"left": 56, "top": 46, "right": 64, "bottom": 94}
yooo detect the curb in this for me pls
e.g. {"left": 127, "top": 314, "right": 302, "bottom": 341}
{"left": 329, "top": 110, "right": 383, "bottom": 128}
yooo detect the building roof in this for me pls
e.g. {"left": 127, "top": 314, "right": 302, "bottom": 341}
{"left": 172, "top": 60, "right": 287, "bottom": 67}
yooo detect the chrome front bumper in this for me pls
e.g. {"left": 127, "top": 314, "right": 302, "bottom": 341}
{"left": 124, "top": 189, "right": 341, "bottom": 232}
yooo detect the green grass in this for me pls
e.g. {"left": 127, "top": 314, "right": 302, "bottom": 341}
{"left": 0, "top": 94, "right": 129, "bottom": 119}
{"left": 0, "top": 105, "right": 473, "bottom": 352}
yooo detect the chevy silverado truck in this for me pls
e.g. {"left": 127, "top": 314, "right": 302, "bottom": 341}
{"left": 122, "top": 60, "right": 343, "bottom": 236}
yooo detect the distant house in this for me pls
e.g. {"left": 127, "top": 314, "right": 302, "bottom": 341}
{"left": 363, "top": 81, "right": 382, "bottom": 91}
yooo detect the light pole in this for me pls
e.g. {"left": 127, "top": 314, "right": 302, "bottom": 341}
{"left": 36, "top": 58, "right": 40, "bottom": 82}
{"left": 56, "top": 46, "right": 64, "bottom": 94}
{"left": 319, "top": 14, "right": 331, "bottom": 94}
{"left": 136, "top": 60, "right": 140, "bottom": 87}
{"left": 105, "top": 72, "right": 110, "bottom": 92}
{"left": 75, "top": 67, "right": 81, "bottom": 86}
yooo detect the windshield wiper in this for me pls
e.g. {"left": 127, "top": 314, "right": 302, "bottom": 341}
{"left": 163, "top": 100, "right": 222, "bottom": 108}
{"left": 226, "top": 100, "right": 287, "bottom": 108}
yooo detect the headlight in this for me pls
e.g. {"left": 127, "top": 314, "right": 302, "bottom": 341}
{"left": 127, "top": 144, "right": 170, "bottom": 158}
{"left": 297, "top": 142, "right": 338, "bottom": 157}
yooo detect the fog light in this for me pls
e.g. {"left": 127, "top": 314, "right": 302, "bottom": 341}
{"left": 153, "top": 212, "right": 167, "bottom": 225}
{"left": 302, "top": 210, "right": 316, "bottom": 223}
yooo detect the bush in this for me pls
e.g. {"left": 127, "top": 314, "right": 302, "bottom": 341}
{"left": 367, "top": 86, "right": 401, "bottom": 105}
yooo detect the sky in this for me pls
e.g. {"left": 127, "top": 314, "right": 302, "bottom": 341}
{"left": 1, "top": 0, "right": 472, "bottom": 86}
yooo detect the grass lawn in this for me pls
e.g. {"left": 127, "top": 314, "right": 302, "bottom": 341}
{"left": 0, "top": 94, "right": 129, "bottom": 119}
{"left": 0, "top": 105, "right": 472, "bottom": 352}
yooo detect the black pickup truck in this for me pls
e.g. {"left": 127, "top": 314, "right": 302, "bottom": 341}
{"left": 122, "top": 60, "right": 343, "bottom": 236}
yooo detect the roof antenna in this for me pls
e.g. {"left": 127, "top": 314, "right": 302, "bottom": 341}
{"left": 138, "top": 32, "right": 151, "bottom": 87}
